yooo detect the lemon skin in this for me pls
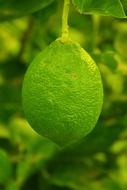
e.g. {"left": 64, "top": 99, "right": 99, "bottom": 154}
{"left": 22, "top": 39, "right": 103, "bottom": 147}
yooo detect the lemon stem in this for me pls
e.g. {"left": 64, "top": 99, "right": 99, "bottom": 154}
{"left": 61, "top": 0, "right": 70, "bottom": 40}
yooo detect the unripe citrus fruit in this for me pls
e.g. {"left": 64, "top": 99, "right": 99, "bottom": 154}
{"left": 22, "top": 39, "right": 103, "bottom": 147}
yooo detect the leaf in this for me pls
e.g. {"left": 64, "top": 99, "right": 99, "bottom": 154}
{"left": 121, "top": 0, "right": 127, "bottom": 15}
{"left": 0, "top": 83, "right": 22, "bottom": 122}
{"left": 115, "top": 31, "right": 127, "bottom": 59}
{"left": 0, "top": 149, "right": 12, "bottom": 184}
{"left": 15, "top": 137, "right": 56, "bottom": 187}
{"left": 101, "top": 51, "right": 118, "bottom": 71}
{"left": 5, "top": 182, "right": 20, "bottom": 190}
{"left": 72, "top": 0, "right": 126, "bottom": 18}
{"left": 0, "top": 0, "right": 54, "bottom": 20}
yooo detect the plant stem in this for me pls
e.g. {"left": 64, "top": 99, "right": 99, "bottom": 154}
{"left": 92, "top": 15, "right": 100, "bottom": 49}
{"left": 61, "top": 0, "right": 70, "bottom": 40}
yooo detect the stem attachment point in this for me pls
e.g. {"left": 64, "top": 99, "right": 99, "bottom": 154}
{"left": 61, "top": 0, "right": 70, "bottom": 42}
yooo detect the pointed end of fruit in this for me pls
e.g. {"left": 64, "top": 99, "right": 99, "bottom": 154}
{"left": 50, "top": 138, "right": 80, "bottom": 149}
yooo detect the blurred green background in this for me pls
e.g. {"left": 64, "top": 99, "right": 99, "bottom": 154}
{"left": 0, "top": 1, "right": 127, "bottom": 190}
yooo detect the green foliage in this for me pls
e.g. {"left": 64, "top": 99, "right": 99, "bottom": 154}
{"left": 0, "top": 1, "right": 127, "bottom": 190}
{"left": 0, "top": 0, "right": 54, "bottom": 20}
{"left": 72, "top": 0, "right": 126, "bottom": 17}
{"left": 0, "top": 149, "right": 12, "bottom": 184}
{"left": 0, "top": 0, "right": 126, "bottom": 20}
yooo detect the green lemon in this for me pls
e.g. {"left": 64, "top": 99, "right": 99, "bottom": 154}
{"left": 22, "top": 39, "right": 103, "bottom": 147}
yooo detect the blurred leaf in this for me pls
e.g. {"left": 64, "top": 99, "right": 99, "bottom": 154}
{"left": 0, "top": 83, "right": 22, "bottom": 122}
{"left": 33, "top": 0, "right": 57, "bottom": 22}
{"left": 101, "top": 52, "right": 118, "bottom": 71}
{"left": 5, "top": 181, "right": 20, "bottom": 190}
{"left": 0, "top": 149, "right": 12, "bottom": 184}
{"left": 0, "top": 0, "right": 55, "bottom": 21}
{"left": 72, "top": 0, "right": 126, "bottom": 18}
{"left": 99, "top": 64, "right": 124, "bottom": 95}
{"left": 121, "top": 0, "right": 127, "bottom": 14}
{"left": 0, "top": 124, "right": 10, "bottom": 139}
{"left": 15, "top": 138, "right": 56, "bottom": 187}
{"left": 115, "top": 31, "right": 127, "bottom": 59}
{"left": 0, "top": 59, "right": 26, "bottom": 80}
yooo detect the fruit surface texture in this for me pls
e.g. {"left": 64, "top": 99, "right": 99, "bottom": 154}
{"left": 22, "top": 39, "right": 103, "bottom": 147}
